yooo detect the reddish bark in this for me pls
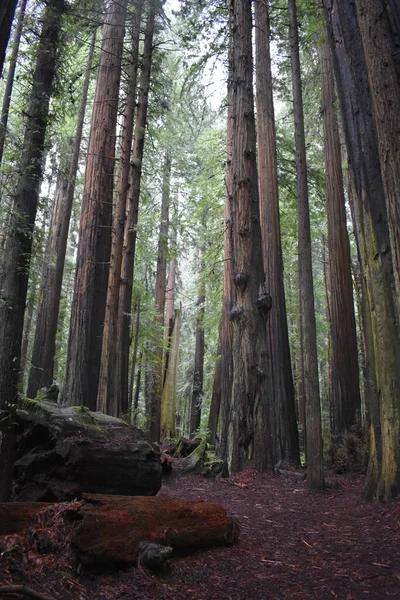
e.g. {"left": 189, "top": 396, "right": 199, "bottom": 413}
{"left": 62, "top": 0, "right": 127, "bottom": 410}
{"left": 72, "top": 493, "right": 239, "bottom": 565}
{"left": 115, "top": 3, "right": 157, "bottom": 418}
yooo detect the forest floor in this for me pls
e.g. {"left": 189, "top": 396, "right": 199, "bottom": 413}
{"left": 1, "top": 469, "right": 399, "bottom": 600}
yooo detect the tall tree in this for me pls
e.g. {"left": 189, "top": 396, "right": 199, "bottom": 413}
{"left": 319, "top": 41, "right": 361, "bottom": 435}
{"left": 288, "top": 0, "right": 324, "bottom": 489}
{"left": 147, "top": 151, "right": 171, "bottom": 438}
{"left": 220, "top": 0, "right": 273, "bottom": 474}
{"left": 254, "top": 0, "right": 299, "bottom": 466}
{"left": 97, "top": 0, "right": 143, "bottom": 415}
{"left": 27, "top": 27, "right": 97, "bottom": 399}
{"left": 160, "top": 254, "right": 180, "bottom": 439}
{"left": 354, "top": 0, "right": 400, "bottom": 322}
{"left": 323, "top": 0, "right": 400, "bottom": 502}
{"left": 0, "top": 0, "right": 18, "bottom": 77}
{"left": 0, "top": 0, "right": 27, "bottom": 169}
{"left": 0, "top": 0, "right": 64, "bottom": 501}
{"left": 215, "top": 20, "right": 233, "bottom": 463}
{"left": 62, "top": 0, "right": 128, "bottom": 409}
{"left": 114, "top": 1, "right": 158, "bottom": 418}
{"left": 189, "top": 249, "right": 205, "bottom": 436}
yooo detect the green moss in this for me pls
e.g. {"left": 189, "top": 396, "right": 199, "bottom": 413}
{"left": 70, "top": 405, "right": 102, "bottom": 433}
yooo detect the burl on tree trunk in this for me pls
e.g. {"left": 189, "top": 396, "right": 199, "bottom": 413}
{"left": 0, "top": 494, "right": 239, "bottom": 566}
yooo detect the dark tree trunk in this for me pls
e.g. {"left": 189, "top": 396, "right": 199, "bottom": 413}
{"left": 217, "top": 10, "right": 233, "bottom": 466}
{"left": 27, "top": 27, "right": 96, "bottom": 399}
{"left": 323, "top": 0, "right": 400, "bottom": 502}
{"left": 355, "top": 0, "right": 400, "bottom": 319}
{"left": 62, "top": 0, "right": 127, "bottom": 410}
{"left": 115, "top": 2, "right": 157, "bottom": 418}
{"left": 19, "top": 282, "right": 36, "bottom": 387}
{"left": 288, "top": 0, "right": 324, "bottom": 489}
{"left": 319, "top": 41, "right": 361, "bottom": 435}
{"left": 190, "top": 251, "right": 205, "bottom": 436}
{"left": 160, "top": 255, "right": 179, "bottom": 439}
{"left": 0, "top": 0, "right": 18, "bottom": 78}
{"left": 221, "top": 0, "right": 273, "bottom": 474}
{"left": 0, "top": 0, "right": 64, "bottom": 501}
{"left": 148, "top": 151, "right": 171, "bottom": 440}
{"left": 255, "top": 0, "right": 299, "bottom": 466}
{"left": 0, "top": 0, "right": 27, "bottom": 169}
{"left": 129, "top": 295, "right": 142, "bottom": 414}
{"left": 132, "top": 351, "right": 143, "bottom": 425}
{"left": 97, "top": 0, "right": 143, "bottom": 416}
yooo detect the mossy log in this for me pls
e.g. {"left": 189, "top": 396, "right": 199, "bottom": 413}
{"left": 13, "top": 399, "right": 162, "bottom": 501}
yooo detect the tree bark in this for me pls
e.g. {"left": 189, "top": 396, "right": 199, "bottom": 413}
{"left": 148, "top": 151, "right": 171, "bottom": 440}
{"left": 27, "top": 27, "right": 97, "bottom": 399}
{"left": 190, "top": 250, "right": 205, "bottom": 436}
{"left": 114, "top": 1, "right": 157, "bottom": 417}
{"left": 129, "top": 295, "right": 141, "bottom": 414}
{"left": 221, "top": 0, "right": 272, "bottom": 475}
{"left": 0, "top": 0, "right": 18, "bottom": 78}
{"left": 319, "top": 41, "right": 361, "bottom": 435}
{"left": 62, "top": 0, "right": 127, "bottom": 410}
{"left": 97, "top": 0, "right": 143, "bottom": 416}
{"left": 288, "top": 0, "right": 324, "bottom": 489}
{"left": 0, "top": 0, "right": 27, "bottom": 169}
{"left": 160, "top": 256, "right": 179, "bottom": 439}
{"left": 255, "top": 0, "right": 299, "bottom": 466}
{"left": 0, "top": 494, "right": 239, "bottom": 566}
{"left": 355, "top": 0, "right": 400, "bottom": 321}
{"left": 0, "top": 0, "right": 64, "bottom": 501}
{"left": 323, "top": 0, "right": 400, "bottom": 501}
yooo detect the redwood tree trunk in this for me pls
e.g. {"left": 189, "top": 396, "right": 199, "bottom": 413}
{"left": 190, "top": 251, "right": 205, "bottom": 436}
{"left": 27, "top": 27, "right": 96, "bottom": 399}
{"left": 114, "top": 1, "right": 157, "bottom": 417}
{"left": 319, "top": 41, "right": 361, "bottom": 435}
{"left": 128, "top": 295, "right": 141, "bottom": 415}
{"left": 97, "top": 0, "right": 143, "bottom": 416}
{"left": 255, "top": 0, "right": 299, "bottom": 466}
{"left": 323, "top": 0, "right": 400, "bottom": 502}
{"left": 0, "top": 0, "right": 64, "bottom": 501}
{"left": 62, "top": 0, "right": 127, "bottom": 409}
{"left": 147, "top": 151, "right": 171, "bottom": 439}
{"left": 288, "top": 0, "right": 324, "bottom": 489}
{"left": 355, "top": 0, "right": 400, "bottom": 321}
{"left": 0, "top": 0, "right": 18, "bottom": 77}
{"left": 216, "top": 10, "right": 233, "bottom": 466}
{"left": 221, "top": 0, "right": 273, "bottom": 475}
{"left": 0, "top": 0, "right": 27, "bottom": 168}
{"left": 160, "top": 255, "right": 179, "bottom": 439}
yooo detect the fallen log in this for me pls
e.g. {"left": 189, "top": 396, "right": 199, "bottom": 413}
{"left": 13, "top": 399, "right": 162, "bottom": 501}
{"left": 72, "top": 493, "right": 239, "bottom": 565}
{"left": 0, "top": 502, "right": 53, "bottom": 535}
{"left": 0, "top": 494, "right": 239, "bottom": 567}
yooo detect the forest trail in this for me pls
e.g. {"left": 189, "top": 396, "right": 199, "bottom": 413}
{"left": 0, "top": 470, "right": 399, "bottom": 599}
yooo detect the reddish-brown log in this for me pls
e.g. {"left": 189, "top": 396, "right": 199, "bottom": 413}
{"left": 0, "top": 494, "right": 239, "bottom": 567}
{"left": 0, "top": 502, "right": 53, "bottom": 535}
{"left": 73, "top": 493, "right": 239, "bottom": 564}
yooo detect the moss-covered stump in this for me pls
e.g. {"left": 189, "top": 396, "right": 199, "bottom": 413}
{"left": 13, "top": 400, "right": 162, "bottom": 501}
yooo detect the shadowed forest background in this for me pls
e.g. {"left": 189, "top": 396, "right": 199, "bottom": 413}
{"left": 0, "top": 0, "right": 399, "bottom": 510}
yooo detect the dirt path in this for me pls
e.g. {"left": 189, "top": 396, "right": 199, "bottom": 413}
{"left": 1, "top": 470, "right": 399, "bottom": 599}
